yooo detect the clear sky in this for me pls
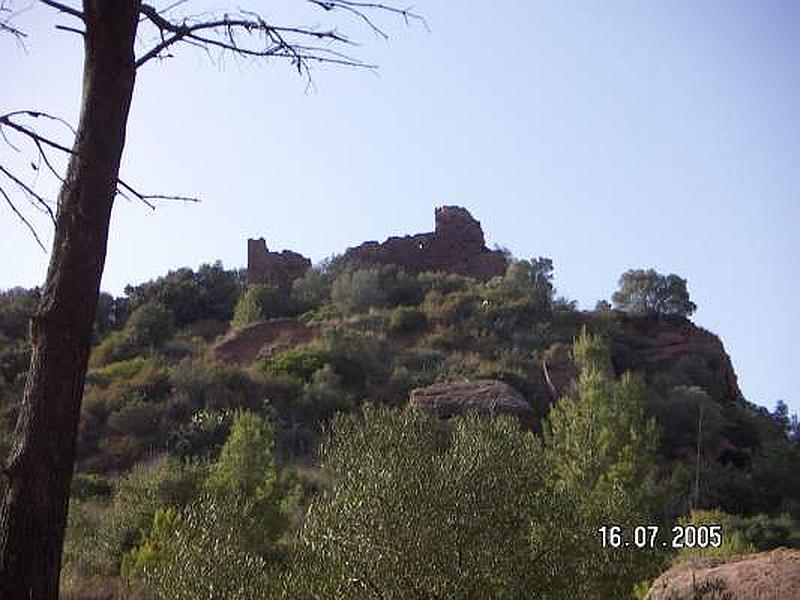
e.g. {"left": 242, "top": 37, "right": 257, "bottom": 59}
{"left": 1, "top": 1, "right": 798, "bottom": 414}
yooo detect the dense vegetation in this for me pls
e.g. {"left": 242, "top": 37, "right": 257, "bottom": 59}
{"left": 0, "top": 258, "right": 797, "bottom": 598}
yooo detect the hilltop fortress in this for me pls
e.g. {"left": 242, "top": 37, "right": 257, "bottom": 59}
{"left": 247, "top": 206, "right": 509, "bottom": 285}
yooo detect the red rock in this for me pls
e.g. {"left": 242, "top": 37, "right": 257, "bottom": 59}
{"left": 409, "top": 379, "right": 534, "bottom": 426}
{"left": 213, "top": 318, "right": 316, "bottom": 364}
{"left": 645, "top": 548, "right": 800, "bottom": 600}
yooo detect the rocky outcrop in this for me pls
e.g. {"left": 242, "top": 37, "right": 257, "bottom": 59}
{"left": 340, "top": 206, "right": 508, "bottom": 281}
{"left": 247, "top": 238, "right": 311, "bottom": 289}
{"left": 409, "top": 379, "right": 534, "bottom": 426}
{"left": 542, "top": 342, "right": 579, "bottom": 400}
{"left": 645, "top": 549, "right": 800, "bottom": 600}
{"left": 213, "top": 318, "right": 316, "bottom": 364}
{"left": 538, "top": 313, "right": 742, "bottom": 405}
{"left": 610, "top": 313, "right": 743, "bottom": 404}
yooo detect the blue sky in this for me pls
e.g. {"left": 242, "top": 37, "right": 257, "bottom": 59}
{"left": 1, "top": 1, "right": 798, "bottom": 413}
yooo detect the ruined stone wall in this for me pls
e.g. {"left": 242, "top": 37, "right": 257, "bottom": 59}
{"left": 340, "top": 206, "right": 508, "bottom": 280}
{"left": 247, "top": 238, "right": 311, "bottom": 289}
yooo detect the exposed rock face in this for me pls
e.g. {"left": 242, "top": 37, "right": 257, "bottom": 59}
{"left": 538, "top": 313, "right": 742, "bottom": 406}
{"left": 341, "top": 206, "right": 508, "bottom": 280}
{"left": 645, "top": 549, "right": 800, "bottom": 600}
{"left": 247, "top": 238, "right": 311, "bottom": 288}
{"left": 610, "top": 314, "right": 744, "bottom": 404}
{"left": 213, "top": 318, "right": 316, "bottom": 364}
{"left": 409, "top": 379, "right": 534, "bottom": 426}
{"left": 542, "top": 342, "right": 579, "bottom": 400}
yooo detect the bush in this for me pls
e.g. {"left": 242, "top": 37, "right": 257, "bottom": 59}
{"left": 378, "top": 265, "right": 424, "bottom": 307}
{"left": 331, "top": 268, "right": 386, "bottom": 313}
{"left": 170, "top": 358, "right": 263, "bottom": 412}
{"left": 287, "top": 409, "right": 544, "bottom": 599}
{"left": 291, "top": 268, "right": 331, "bottom": 311}
{"left": 70, "top": 473, "right": 114, "bottom": 501}
{"left": 389, "top": 306, "right": 427, "bottom": 334}
{"left": 126, "top": 302, "right": 175, "bottom": 350}
{"left": 298, "top": 365, "right": 354, "bottom": 421}
{"left": 91, "top": 357, "right": 150, "bottom": 384}
{"left": 90, "top": 330, "right": 136, "bottom": 367}
{"left": 260, "top": 347, "right": 327, "bottom": 382}
{"left": 107, "top": 400, "right": 162, "bottom": 439}
{"left": 231, "top": 284, "right": 299, "bottom": 328}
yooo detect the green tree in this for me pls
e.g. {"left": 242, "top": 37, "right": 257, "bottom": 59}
{"left": 0, "top": 4, "right": 420, "bottom": 593}
{"left": 125, "top": 301, "right": 175, "bottom": 350}
{"left": 291, "top": 267, "right": 331, "bottom": 312}
{"left": 536, "top": 329, "right": 661, "bottom": 597}
{"left": 331, "top": 268, "right": 387, "bottom": 313}
{"left": 501, "top": 257, "right": 555, "bottom": 309}
{"left": 612, "top": 268, "right": 696, "bottom": 317}
{"left": 232, "top": 283, "right": 298, "bottom": 328}
{"left": 206, "top": 411, "right": 276, "bottom": 500}
{"left": 288, "top": 408, "right": 544, "bottom": 599}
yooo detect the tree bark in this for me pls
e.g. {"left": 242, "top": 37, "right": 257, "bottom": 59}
{"left": 0, "top": 2, "right": 140, "bottom": 597}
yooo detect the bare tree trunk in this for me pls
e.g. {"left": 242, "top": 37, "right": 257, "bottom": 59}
{"left": 0, "top": 2, "right": 140, "bottom": 596}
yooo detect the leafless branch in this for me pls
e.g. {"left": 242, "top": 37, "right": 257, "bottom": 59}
{"left": 1, "top": 109, "right": 200, "bottom": 248}
{"left": 39, "top": 0, "right": 83, "bottom": 21}
{"left": 0, "top": 184, "right": 46, "bottom": 251}
{"left": 135, "top": 1, "right": 425, "bottom": 77}
{"left": 0, "top": 1, "right": 26, "bottom": 43}
{"left": 116, "top": 179, "right": 200, "bottom": 211}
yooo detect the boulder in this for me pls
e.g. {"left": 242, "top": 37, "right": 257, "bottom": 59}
{"left": 645, "top": 548, "right": 800, "bottom": 600}
{"left": 409, "top": 379, "right": 534, "bottom": 426}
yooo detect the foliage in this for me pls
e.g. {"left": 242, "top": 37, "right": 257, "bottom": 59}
{"left": 232, "top": 283, "right": 299, "bottom": 328}
{"left": 500, "top": 256, "right": 555, "bottom": 310}
{"left": 63, "top": 458, "right": 206, "bottom": 578}
{"left": 124, "top": 495, "right": 275, "bottom": 600}
{"left": 331, "top": 268, "right": 387, "bottom": 313}
{"left": 388, "top": 305, "right": 427, "bottom": 334}
{"left": 537, "top": 329, "right": 661, "bottom": 597}
{"left": 70, "top": 473, "right": 114, "bottom": 501}
{"left": 298, "top": 365, "right": 354, "bottom": 421}
{"left": 125, "top": 301, "right": 176, "bottom": 350}
{"left": 675, "top": 509, "right": 800, "bottom": 560}
{"left": 291, "top": 267, "right": 331, "bottom": 311}
{"left": 287, "top": 408, "right": 545, "bottom": 599}
{"left": 206, "top": 411, "right": 276, "bottom": 501}
{"left": 260, "top": 346, "right": 327, "bottom": 382}
{"left": 0, "top": 287, "right": 38, "bottom": 340}
{"left": 124, "top": 262, "right": 242, "bottom": 328}
{"left": 377, "top": 265, "right": 424, "bottom": 307}
{"left": 612, "top": 269, "right": 697, "bottom": 317}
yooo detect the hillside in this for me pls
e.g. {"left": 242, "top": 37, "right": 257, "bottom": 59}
{"left": 0, "top": 207, "right": 798, "bottom": 598}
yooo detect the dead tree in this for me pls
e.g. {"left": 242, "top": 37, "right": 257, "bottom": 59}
{"left": 0, "top": 1, "right": 423, "bottom": 597}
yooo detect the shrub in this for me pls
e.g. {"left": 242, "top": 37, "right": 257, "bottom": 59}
{"left": 260, "top": 347, "right": 327, "bottom": 382}
{"left": 92, "top": 357, "right": 150, "bottom": 383}
{"left": 331, "top": 268, "right": 386, "bottom": 313}
{"left": 170, "top": 358, "right": 263, "bottom": 412}
{"left": 378, "top": 265, "right": 424, "bottom": 307}
{"left": 107, "top": 400, "right": 162, "bottom": 439}
{"left": 126, "top": 302, "right": 175, "bottom": 350}
{"left": 287, "top": 409, "right": 544, "bottom": 599}
{"left": 291, "top": 268, "right": 331, "bottom": 311}
{"left": 90, "top": 330, "right": 136, "bottom": 367}
{"left": 298, "top": 365, "right": 354, "bottom": 421}
{"left": 70, "top": 473, "right": 114, "bottom": 501}
{"left": 232, "top": 284, "right": 299, "bottom": 328}
{"left": 389, "top": 306, "right": 427, "bottom": 334}
{"left": 91, "top": 458, "right": 207, "bottom": 573}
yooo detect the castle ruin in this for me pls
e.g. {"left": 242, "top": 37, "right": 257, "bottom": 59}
{"left": 246, "top": 206, "right": 508, "bottom": 285}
